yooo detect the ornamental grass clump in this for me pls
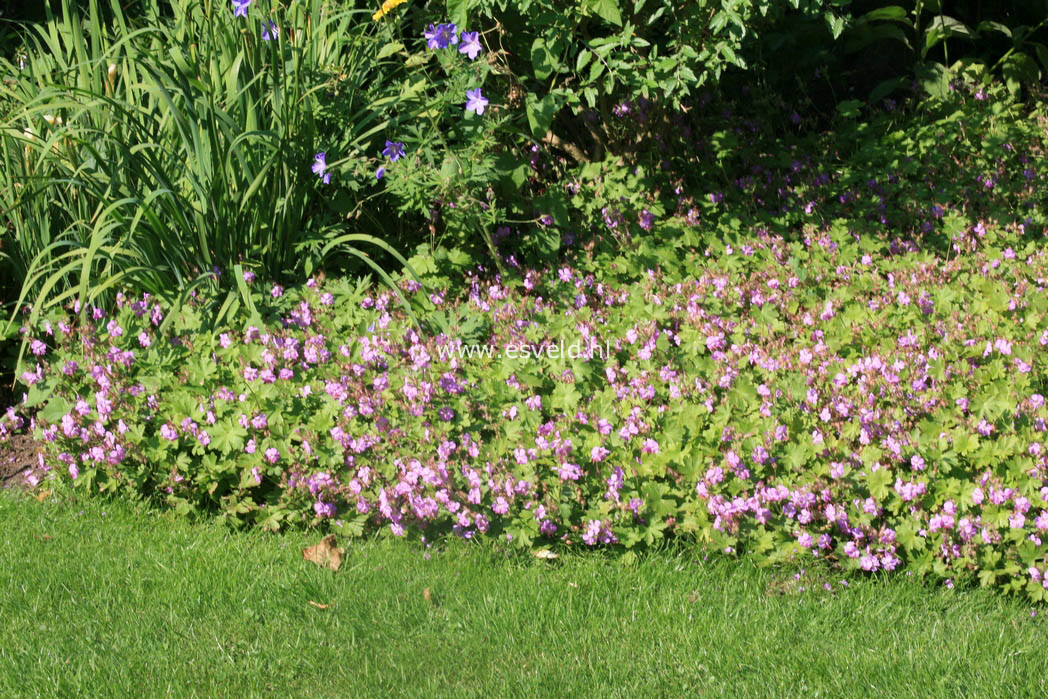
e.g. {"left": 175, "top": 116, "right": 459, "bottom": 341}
{"left": 0, "top": 0, "right": 402, "bottom": 344}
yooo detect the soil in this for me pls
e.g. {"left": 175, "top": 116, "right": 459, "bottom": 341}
{"left": 1, "top": 365, "right": 49, "bottom": 489}
{"left": 0, "top": 430, "right": 43, "bottom": 489}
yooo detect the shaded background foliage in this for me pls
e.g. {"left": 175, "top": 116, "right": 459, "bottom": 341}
{"left": 1, "top": 0, "right": 1046, "bottom": 389}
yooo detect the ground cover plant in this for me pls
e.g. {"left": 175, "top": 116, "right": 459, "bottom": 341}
{"left": 4, "top": 75, "right": 1048, "bottom": 602}
{"left": 1, "top": 490, "right": 1046, "bottom": 696}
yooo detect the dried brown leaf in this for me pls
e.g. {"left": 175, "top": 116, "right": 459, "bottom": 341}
{"left": 302, "top": 534, "right": 345, "bottom": 571}
{"left": 308, "top": 600, "right": 330, "bottom": 610}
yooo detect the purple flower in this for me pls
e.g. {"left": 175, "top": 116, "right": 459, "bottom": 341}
{"left": 261, "top": 20, "right": 277, "bottom": 41}
{"left": 264, "top": 447, "right": 280, "bottom": 464}
{"left": 231, "top": 0, "right": 250, "bottom": 18}
{"left": 458, "top": 31, "right": 482, "bottom": 60}
{"left": 312, "top": 152, "right": 331, "bottom": 183}
{"left": 382, "top": 140, "right": 405, "bottom": 161}
{"left": 376, "top": 166, "right": 386, "bottom": 180}
{"left": 465, "top": 88, "right": 489, "bottom": 116}
{"left": 424, "top": 23, "right": 440, "bottom": 49}
{"left": 425, "top": 23, "right": 459, "bottom": 50}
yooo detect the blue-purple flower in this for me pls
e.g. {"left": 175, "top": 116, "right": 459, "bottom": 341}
{"left": 376, "top": 166, "right": 386, "bottom": 180}
{"left": 312, "top": 152, "right": 331, "bottom": 184}
{"left": 261, "top": 20, "right": 278, "bottom": 41}
{"left": 382, "top": 140, "right": 405, "bottom": 162}
{"left": 465, "top": 88, "right": 488, "bottom": 116}
{"left": 458, "top": 31, "right": 482, "bottom": 60}
{"left": 231, "top": 0, "right": 251, "bottom": 18}
{"left": 424, "top": 23, "right": 458, "bottom": 50}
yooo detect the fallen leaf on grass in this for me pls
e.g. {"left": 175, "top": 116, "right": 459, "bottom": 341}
{"left": 687, "top": 590, "right": 699, "bottom": 604}
{"left": 423, "top": 587, "right": 432, "bottom": 603}
{"left": 35, "top": 489, "right": 52, "bottom": 502}
{"left": 533, "top": 549, "right": 558, "bottom": 560}
{"left": 308, "top": 600, "right": 330, "bottom": 610}
{"left": 302, "top": 534, "right": 344, "bottom": 571}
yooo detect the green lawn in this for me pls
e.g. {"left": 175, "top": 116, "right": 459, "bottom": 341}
{"left": 0, "top": 490, "right": 1044, "bottom": 697}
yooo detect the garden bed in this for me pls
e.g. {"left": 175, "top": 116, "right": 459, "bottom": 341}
{"left": 6, "top": 207, "right": 1048, "bottom": 600}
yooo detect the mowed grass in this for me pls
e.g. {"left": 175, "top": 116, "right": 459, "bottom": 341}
{"left": 0, "top": 490, "right": 1045, "bottom": 697}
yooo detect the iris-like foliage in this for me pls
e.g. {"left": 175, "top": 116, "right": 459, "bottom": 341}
{"left": 0, "top": 0, "right": 413, "bottom": 360}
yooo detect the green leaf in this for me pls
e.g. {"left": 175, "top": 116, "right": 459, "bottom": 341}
{"left": 446, "top": 0, "right": 474, "bottom": 27}
{"left": 1001, "top": 52, "right": 1040, "bottom": 95}
{"left": 837, "top": 99, "right": 863, "bottom": 118}
{"left": 924, "top": 15, "right": 974, "bottom": 58}
{"left": 531, "top": 38, "right": 558, "bottom": 82}
{"left": 976, "top": 20, "right": 1011, "bottom": 38}
{"left": 525, "top": 92, "right": 560, "bottom": 139}
{"left": 861, "top": 5, "right": 910, "bottom": 24}
{"left": 867, "top": 468, "right": 893, "bottom": 500}
{"left": 39, "top": 396, "right": 73, "bottom": 423}
{"left": 24, "top": 383, "right": 51, "bottom": 409}
{"left": 824, "top": 12, "right": 846, "bottom": 40}
{"left": 915, "top": 61, "right": 951, "bottom": 99}
{"left": 211, "top": 420, "right": 248, "bottom": 456}
{"left": 576, "top": 49, "right": 592, "bottom": 73}
{"left": 376, "top": 42, "right": 404, "bottom": 60}
{"left": 585, "top": 0, "right": 622, "bottom": 26}
{"left": 1032, "top": 42, "right": 1048, "bottom": 73}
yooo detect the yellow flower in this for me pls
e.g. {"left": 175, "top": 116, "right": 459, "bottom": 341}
{"left": 372, "top": 0, "right": 408, "bottom": 21}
